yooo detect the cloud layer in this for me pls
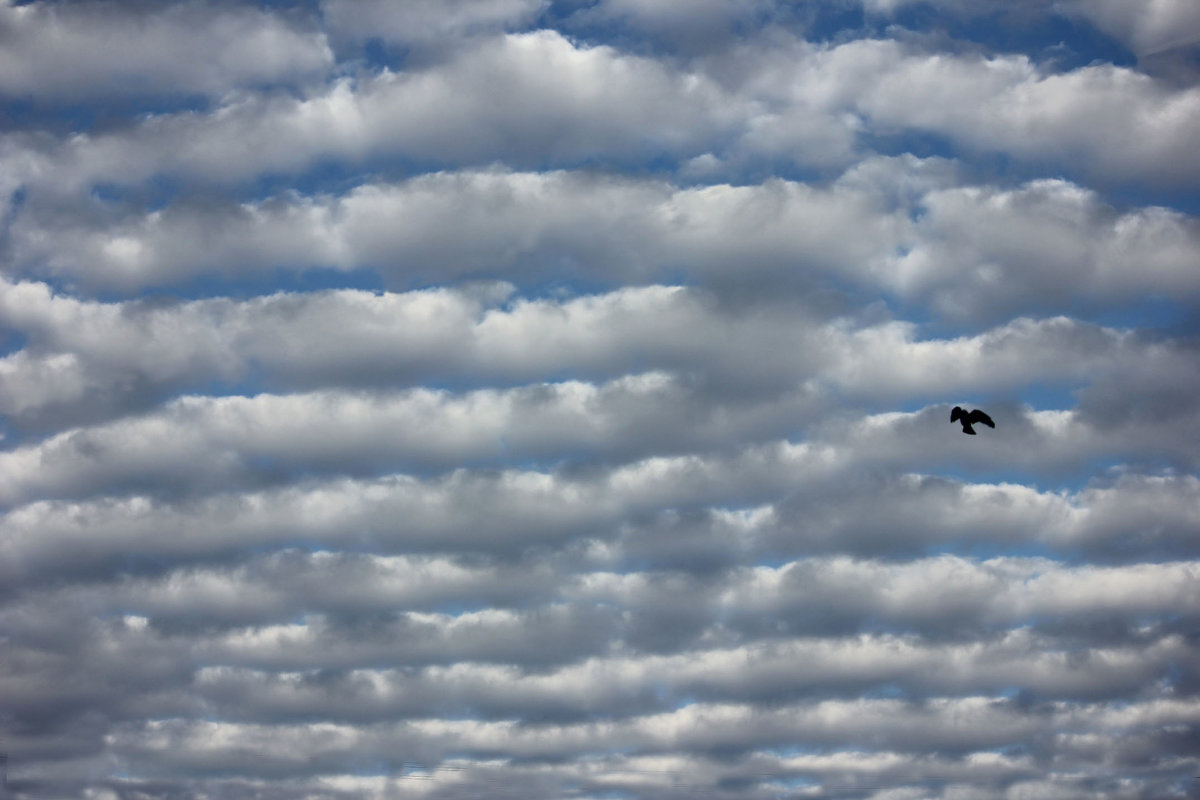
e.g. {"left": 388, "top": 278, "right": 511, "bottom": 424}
{"left": 1, "top": 2, "right": 1198, "bottom": 799}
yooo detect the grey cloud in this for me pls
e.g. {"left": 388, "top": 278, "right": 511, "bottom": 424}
{"left": 5, "top": 28, "right": 1198, "bottom": 209}
{"left": 1074, "top": 340, "right": 1200, "bottom": 431}
{"left": 1056, "top": 0, "right": 1200, "bottom": 58}
{"left": 0, "top": 446, "right": 812, "bottom": 588}
{"left": 10, "top": 276, "right": 1186, "bottom": 432}
{"left": 889, "top": 180, "right": 1200, "bottom": 321}
{"left": 97, "top": 696, "right": 1199, "bottom": 772}
{"left": 153, "top": 632, "right": 1188, "bottom": 726}
{"left": 821, "top": 403, "right": 1200, "bottom": 477}
{"left": 863, "top": 0, "right": 1200, "bottom": 68}
{"left": 571, "top": 0, "right": 780, "bottom": 54}
{"left": 9, "top": 167, "right": 1197, "bottom": 327}
{"left": 5, "top": 166, "right": 908, "bottom": 291}
{"left": 760, "top": 469, "right": 1197, "bottom": 564}
{"left": 28, "top": 385, "right": 1196, "bottom": 513}
{"left": 847, "top": 42, "right": 1200, "bottom": 187}
{"left": 8, "top": 764, "right": 1184, "bottom": 800}
{"left": 717, "top": 31, "right": 1200, "bottom": 186}
{"left": 1, "top": 30, "right": 752, "bottom": 196}
{"left": 579, "top": 556, "right": 1200, "bottom": 641}
{"left": 8, "top": 551, "right": 1195, "bottom": 656}
{"left": 0, "top": 375, "right": 827, "bottom": 504}
{"left": 4, "top": 448, "right": 1197, "bottom": 594}
{"left": 6, "top": 590, "right": 1194, "bottom": 794}
{"left": 3, "top": 6, "right": 1198, "bottom": 798}
{"left": 195, "top": 604, "right": 624, "bottom": 673}
{"left": 322, "top": 0, "right": 549, "bottom": 51}
{"left": 0, "top": 0, "right": 333, "bottom": 100}
{"left": 108, "top": 551, "right": 567, "bottom": 627}
{"left": 26, "top": 755, "right": 1182, "bottom": 800}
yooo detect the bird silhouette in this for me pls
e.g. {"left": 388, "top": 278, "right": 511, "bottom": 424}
{"left": 951, "top": 406, "right": 994, "bottom": 435}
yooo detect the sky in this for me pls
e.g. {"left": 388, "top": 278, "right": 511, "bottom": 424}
{"left": 0, "top": 1, "right": 1199, "bottom": 798}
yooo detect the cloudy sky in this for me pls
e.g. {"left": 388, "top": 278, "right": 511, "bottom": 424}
{"left": 1, "top": 1, "right": 1199, "bottom": 798}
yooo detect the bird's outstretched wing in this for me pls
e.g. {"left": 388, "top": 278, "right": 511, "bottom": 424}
{"left": 950, "top": 406, "right": 964, "bottom": 423}
{"left": 967, "top": 409, "right": 995, "bottom": 428}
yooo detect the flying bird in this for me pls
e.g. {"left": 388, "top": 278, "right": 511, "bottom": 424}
{"left": 951, "top": 406, "right": 994, "bottom": 435}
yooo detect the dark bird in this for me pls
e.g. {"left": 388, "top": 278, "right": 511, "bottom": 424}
{"left": 951, "top": 406, "right": 994, "bottom": 435}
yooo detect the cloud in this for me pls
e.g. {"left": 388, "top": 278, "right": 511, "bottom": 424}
{"left": 321, "top": 0, "right": 549, "bottom": 50}
{"left": 828, "top": 38, "right": 1200, "bottom": 188}
{"left": 2, "top": 4, "right": 1198, "bottom": 798}
{"left": 1058, "top": 0, "right": 1200, "bottom": 57}
{"left": 7, "top": 378, "right": 1200, "bottom": 509}
{"left": 11, "top": 273, "right": 1193, "bottom": 432}
{"left": 0, "top": 374, "right": 831, "bottom": 506}
{"left": 0, "top": 30, "right": 753, "bottom": 197}
{"left": 5, "top": 446, "right": 1198, "bottom": 593}
{"left": 0, "top": 0, "right": 333, "bottom": 100}
{"left": 888, "top": 179, "right": 1200, "bottom": 319}
{"left": 859, "top": 0, "right": 1200, "bottom": 85}
{"left": 14, "top": 551, "right": 1195, "bottom": 654}
{"left": 5, "top": 166, "right": 902, "bottom": 290}
{"left": 5, "top": 27, "right": 1199, "bottom": 214}
{"left": 95, "top": 696, "right": 1199, "bottom": 773}
{"left": 861, "top": 0, "right": 1200, "bottom": 59}
{"left": 171, "top": 631, "right": 1188, "bottom": 720}
{"left": 11, "top": 165, "right": 1200, "bottom": 329}
{"left": 570, "top": 0, "right": 780, "bottom": 53}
